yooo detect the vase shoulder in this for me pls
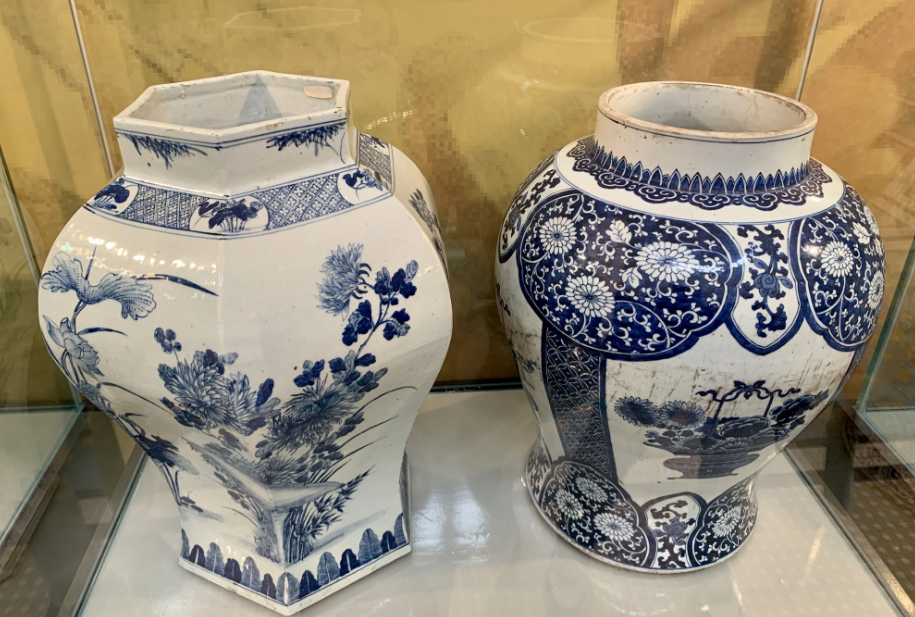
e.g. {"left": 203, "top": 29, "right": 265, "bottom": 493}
{"left": 500, "top": 148, "right": 883, "bottom": 359}
{"left": 552, "top": 137, "right": 845, "bottom": 224}
{"left": 40, "top": 71, "right": 452, "bottom": 613}
{"left": 495, "top": 82, "right": 884, "bottom": 574}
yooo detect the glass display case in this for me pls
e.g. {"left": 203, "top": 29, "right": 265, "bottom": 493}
{"left": 1, "top": 0, "right": 915, "bottom": 615}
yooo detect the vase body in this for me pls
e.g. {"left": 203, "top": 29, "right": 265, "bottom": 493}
{"left": 496, "top": 82, "right": 885, "bottom": 572}
{"left": 38, "top": 72, "right": 451, "bottom": 613}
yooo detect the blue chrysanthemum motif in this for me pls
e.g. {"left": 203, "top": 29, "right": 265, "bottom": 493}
{"left": 634, "top": 242, "right": 700, "bottom": 284}
{"left": 791, "top": 184, "right": 885, "bottom": 351}
{"left": 518, "top": 191, "right": 742, "bottom": 360}
{"left": 614, "top": 396, "right": 661, "bottom": 427}
{"left": 317, "top": 244, "right": 371, "bottom": 317}
{"left": 540, "top": 460, "right": 651, "bottom": 567}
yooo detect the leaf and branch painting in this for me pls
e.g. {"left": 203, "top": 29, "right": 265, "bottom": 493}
{"left": 41, "top": 242, "right": 420, "bottom": 566}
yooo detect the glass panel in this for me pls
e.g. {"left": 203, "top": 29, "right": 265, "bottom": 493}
{"left": 0, "top": 7, "right": 145, "bottom": 616}
{"left": 800, "top": 0, "right": 915, "bottom": 402}
{"left": 787, "top": 3, "right": 915, "bottom": 615}
{"left": 70, "top": 0, "right": 820, "bottom": 383}
{"left": 0, "top": 144, "right": 143, "bottom": 617}
{"left": 0, "top": 140, "right": 84, "bottom": 553}
{"left": 0, "top": 0, "right": 113, "bottom": 264}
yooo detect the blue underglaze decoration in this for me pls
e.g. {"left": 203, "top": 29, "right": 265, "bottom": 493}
{"left": 543, "top": 325, "right": 616, "bottom": 482}
{"left": 525, "top": 438, "right": 553, "bottom": 504}
{"left": 518, "top": 191, "right": 742, "bottom": 360}
{"left": 86, "top": 171, "right": 375, "bottom": 236}
{"left": 316, "top": 243, "right": 418, "bottom": 346}
{"left": 527, "top": 441, "right": 760, "bottom": 570}
{"left": 177, "top": 246, "right": 420, "bottom": 565}
{"left": 357, "top": 133, "right": 394, "bottom": 191}
{"left": 725, "top": 224, "right": 804, "bottom": 355}
{"left": 791, "top": 183, "right": 885, "bottom": 351}
{"left": 408, "top": 189, "right": 447, "bottom": 270}
{"left": 40, "top": 250, "right": 213, "bottom": 512}
{"left": 41, "top": 247, "right": 420, "bottom": 568}
{"left": 688, "top": 474, "right": 758, "bottom": 567}
{"left": 90, "top": 178, "right": 136, "bottom": 210}
{"left": 500, "top": 155, "right": 561, "bottom": 259}
{"left": 196, "top": 198, "right": 266, "bottom": 232}
{"left": 266, "top": 122, "right": 345, "bottom": 161}
{"left": 342, "top": 169, "right": 383, "bottom": 193}
{"left": 120, "top": 133, "right": 208, "bottom": 169}
{"left": 181, "top": 512, "right": 408, "bottom": 607}
{"left": 641, "top": 494, "right": 700, "bottom": 569}
{"left": 567, "top": 137, "right": 832, "bottom": 211}
{"left": 613, "top": 380, "right": 830, "bottom": 478}
{"left": 539, "top": 458, "right": 651, "bottom": 567}
{"left": 736, "top": 225, "right": 794, "bottom": 337}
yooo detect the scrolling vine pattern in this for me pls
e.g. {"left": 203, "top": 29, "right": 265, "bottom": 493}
{"left": 518, "top": 191, "right": 742, "bottom": 360}
{"left": 735, "top": 224, "right": 795, "bottom": 339}
{"left": 527, "top": 444, "right": 760, "bottom": 571}
{"left": 791, "top": 183, "right": 885, "bottom": 351}
{"left": 500, "top": 154, "right": 562, "bottom": 257}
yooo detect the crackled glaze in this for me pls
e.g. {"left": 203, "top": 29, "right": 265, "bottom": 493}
{"left": 496, "top": 82, "right": 884, "bottom": 572}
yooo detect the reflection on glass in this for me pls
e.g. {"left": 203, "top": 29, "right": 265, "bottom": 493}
{"left": 859, "top": 239, "right": 915, "bottom": 470}
{"left": 0, "top": 144, "right": 82, "bottom": 558}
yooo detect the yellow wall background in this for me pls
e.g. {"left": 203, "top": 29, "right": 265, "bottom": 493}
{"left": 1, "top": 0, "right": 910, "bottom": 398}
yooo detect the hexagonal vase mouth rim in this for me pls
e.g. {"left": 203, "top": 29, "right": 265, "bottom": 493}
{"left": 114, "top": 70, "right": 350, "bottom": 146}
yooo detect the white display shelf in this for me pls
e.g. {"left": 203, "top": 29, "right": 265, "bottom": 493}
{"left": 79, "top": 391, "right": 897, "bottom": 616}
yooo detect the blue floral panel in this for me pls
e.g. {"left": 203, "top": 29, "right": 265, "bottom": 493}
{"left": 791, "top": 183, "right": 885, "bottom": 351}
{"left": 517, "top": 191, "right": 743, "bottom": 360}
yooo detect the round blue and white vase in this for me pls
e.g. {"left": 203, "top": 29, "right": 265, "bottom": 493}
{"left": 38, "top": 71, "right": 451, "bottom": 612}
{"left": 496, "top": 82, "right": 885, "bottom": 572}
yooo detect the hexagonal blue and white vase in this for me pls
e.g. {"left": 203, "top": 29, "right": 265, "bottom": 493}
{"left": 496, "top": 81, "right": 885, "bottom": 572}
{"left": 38, "top": 71, "right": 451, "bottom": 612}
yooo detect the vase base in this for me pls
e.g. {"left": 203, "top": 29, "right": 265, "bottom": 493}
{"left": 526, "top": 490, "right": 752, "bottom": 574}
{"left": 524, "top": 439, "right": 759, "bottom": 573}
{"left": 179, "top": 542, "right": 412, "bottom": 615}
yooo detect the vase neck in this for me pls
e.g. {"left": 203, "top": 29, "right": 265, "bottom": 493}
{"left": 113, "top": 71, "right": 356, "bottom": 196}
{"left": 591, "top": 82, "right": 817, "bottom": 190}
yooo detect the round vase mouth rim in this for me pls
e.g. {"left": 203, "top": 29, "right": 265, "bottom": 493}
{"left": 597, "top": 81, "right": 817, "bottom": 143}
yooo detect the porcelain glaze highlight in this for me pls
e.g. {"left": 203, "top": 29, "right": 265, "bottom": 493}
{"left": 38, "top": 71, "right": 452, "bottom": 613}
{"left": 496, "top": 82, "right": 885, "bottom": 572}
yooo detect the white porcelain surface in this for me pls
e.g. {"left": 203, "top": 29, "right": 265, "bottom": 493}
{"left": 496, "top": 82, "right": 886, "bottom": 571}
{"left": 38, "top": 71, "right": 451, "bottom": 613}
{"left": 79, "top": 391, "right": 896, "bottom": 617}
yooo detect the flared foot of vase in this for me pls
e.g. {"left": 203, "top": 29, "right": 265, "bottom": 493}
{"left": 174, "top": 455, "right": 414, "bottom": 613}
{"left": 524, "top": 439, "right": 759, "bottom": 573}
{"left": 178, "top": 543, "right": 412, "bottom": 615}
